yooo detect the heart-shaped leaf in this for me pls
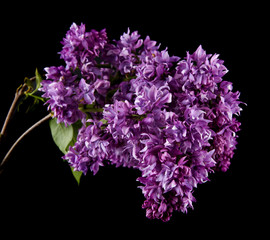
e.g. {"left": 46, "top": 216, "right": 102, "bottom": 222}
{"left": 49, "top": 118, "right": 83, "bottom": 185}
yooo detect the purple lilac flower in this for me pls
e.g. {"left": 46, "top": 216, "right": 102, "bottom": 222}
{"left": 134, "top": 84, "right": 172, "bottom": 115}
{"left": 41, "top": 23, "right": 244, "bottom": 222}
{"left": 40, "top": 66, "right": 85, "bottom": 126}
{"left": 78, "top": 78, "right": 95, "bottom": 104}
{"left": 117, "top": 28, "right": 143, "bottom": 74}
{"left": 40, "top": 24, "right": 112, "bottom": 125}
{"left": 103, "top": 100, "right": 136, "bottom": 141}
{"left": 63, "top": 120, "right": 110, "bottom": 175}
{"left": 60, "top": 23, "right": 107, "bottom": 70}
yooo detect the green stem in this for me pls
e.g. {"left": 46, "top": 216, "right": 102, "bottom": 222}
{"left": 82, "top": 108, "right": 104, "bottom": 113}
{"left": 79, "top": 103, "right": 104, "bottom": 113}
{"left": 25, "top": 93, "right": 45, "bottom": 102}
{"left": 96, "top": 63, "right": 111, "bottom": 68}
{"left": 131, "top": 113, "right": 147, "bottom": 121}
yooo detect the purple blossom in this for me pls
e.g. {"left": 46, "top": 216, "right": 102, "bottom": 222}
{"left": 119, "top": 28, "right": 143, "bottom": 51}
{"left": 103, "top": 100, "right": 135, "bottom": 140}
{"left": 41, "top": 23, "right": 245, "bottom": 222}
{"left": 94, "top": 79, "right": 110, "bottom": 96}
{"left": 63, "top": 120, "right": 110, "bottom": 175}
{"left": 104, "top": 28, "right": 144, "bottom": 75}
{"left": 134, "top": 84, "right": 172, "bottom": 115}
{"left": 40, "top": 66, "right": 85, "bottom": 126}
{"left": 78, "top": 78, "right": 95, "bottom": 104}
{"left": 60, "top": 23, "right": 107, "bottom": 70}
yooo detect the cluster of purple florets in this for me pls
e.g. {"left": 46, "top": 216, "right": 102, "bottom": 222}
{"left": 40, "top": 23, "right": 243, "bottom": 221}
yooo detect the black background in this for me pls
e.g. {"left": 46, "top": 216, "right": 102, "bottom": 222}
{"left": 0, "top": 2, "right": 262, "bottom": 238}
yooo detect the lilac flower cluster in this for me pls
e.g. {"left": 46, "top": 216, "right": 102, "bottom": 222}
{"left": 40, "top": 23, "right": 244, "bottom": 221}
{"left": 40, "top": 23, "right": 110, "bottom": 125}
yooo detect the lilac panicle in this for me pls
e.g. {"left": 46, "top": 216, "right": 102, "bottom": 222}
{"left": 40, "top": 23, "right": 245, "bottom": 222}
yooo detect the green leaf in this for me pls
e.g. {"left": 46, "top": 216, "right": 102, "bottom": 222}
{"left": 100, "top": 118, "right": 108, "bottom": 125}
{"left": 33, "top": 68, "right": 42, "bottom": 95}
{"left": 24, "top": 77, "right": 35, "bottom": 91}
{"left": 23, "top": 69, "right": 45, "bottom": 102}
{"left": 49, "top": 118, "right": 83, "bottom": 185}
{"left": 49, "top": 118, "right": 73, "bottom": 154}
{"left": 64, "top": 120, "right": 82, "bottom": 153}
{"left": 70, "top": 167, "right": 83, "bottom": 185}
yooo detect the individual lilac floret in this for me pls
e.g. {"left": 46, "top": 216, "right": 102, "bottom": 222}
{"left": 134, "top": 84, "right": 172, "bottom": 115}
{"left": 78, "top": 78, "right": 95, "bottom": 105}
